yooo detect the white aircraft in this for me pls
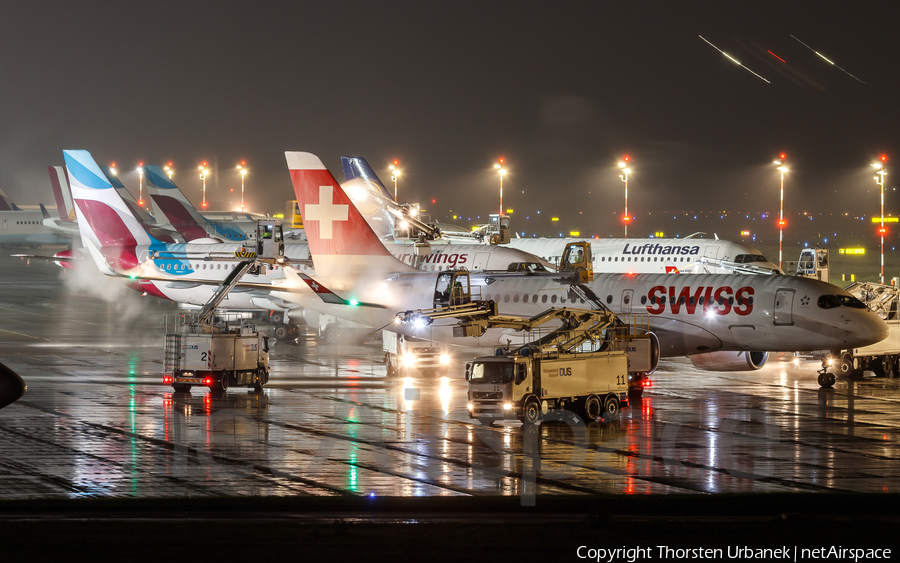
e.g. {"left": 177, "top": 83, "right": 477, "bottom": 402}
{"left": 62, "top": 150, "right": 554, "bottom": 342}
{"left": 341, "top": 156, "right": 781, "bottom": 275}
{"left": 282, "top": 151, "right": 887, "bottom": 380}
{"left": 0, "top": 185, "right": 70, "bottom": 247}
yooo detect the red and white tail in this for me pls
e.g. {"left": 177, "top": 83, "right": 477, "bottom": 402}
{"left": 48, "top": 166, "right": 76, "bottom": 221}
{"left": 285, "top": 152, "right": 415, "bottom": 279}
{"left": 665, "top": 264, "right": 680, "bottom": 274}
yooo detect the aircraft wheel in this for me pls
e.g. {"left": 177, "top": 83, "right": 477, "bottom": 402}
{"left": 603, "top": 395, "right": 620, "bottom": 420}
{"left": 818, "top": 372, "right": 836, "bottom": 388}
{"left": 523, "top": 397, "right": 542, "bottom": 425}
{"left": 583, "top": 394, "right": 602, "bottom": 421}
{"left": 322, "top": 324, "right": 338, "bottom": 344}
{"left": 273, "top": 324, "right": 291, "bottom": 341}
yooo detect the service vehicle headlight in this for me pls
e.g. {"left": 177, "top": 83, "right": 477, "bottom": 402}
{"left": 503, "top": 403, "right": 513, "bottom": 410}
{"left": 467, "top": 403, "right": 474, "bottom": 411}
{"left": 439, "top": 354, "right": 450, "bottom": 365}
{"left": 401, "top": 354, "right": 416, "bottom": 367}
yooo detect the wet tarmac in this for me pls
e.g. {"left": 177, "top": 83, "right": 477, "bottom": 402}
{"left": 1, "top": 252, "right": 899, "bottom": 500}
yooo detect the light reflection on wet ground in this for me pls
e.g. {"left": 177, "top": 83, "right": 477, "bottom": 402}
{"left": 0, "top": 252, "right": 899, "bottom": 499}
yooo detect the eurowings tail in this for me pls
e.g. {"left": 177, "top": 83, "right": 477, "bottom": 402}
{"left": 48, "top": 166, "right": 76, "bottom": 221}
{"left": 285, "top": 151, "right": 416, "bottom": 280}
{"left": 145, "top": 165, "right": 215, "bottom": 241}
{"left": 63, "top": 149, "right": 160, "bottom": 272}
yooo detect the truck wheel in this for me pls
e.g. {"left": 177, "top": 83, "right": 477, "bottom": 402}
{"left": 880, "top": 355, "right": 893, "bottom": 377}
{"left": 893, "top": 355, "right": 900, "bottom": 378}
{"left": 838, "top": 353, "right": 856, "bottom": 378}
{"left": 583, "top": 395, "right": 602, "bottom": 421}
{"left": 218, "top": 373, "right": 229, "bottom": 392}
{"left": 602, "top": 395, "right": 620, "bottom": 420}
{"left": 323, "top": 324, "right": 337, "bottom": 344}
{"left": 253, "top": 370, "right": 267, "bottom": 392}
{"left": 274, "top": 324, "right": 290, "bottom": 341}
{"left": 523, "top": 397, "right": 542, "bottom": 425}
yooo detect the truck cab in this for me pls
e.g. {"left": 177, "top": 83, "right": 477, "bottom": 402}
{"left": 558, "top": 241, "right": 593, "bottom": 283}
{"left": 256, "top": 220, "right": 285, "bottom": 260}
{"left": 433, "top": 270, "right": 474, "bottom": 308}
{"left": 466, "top": 356, "right": 530, "bottom": 422}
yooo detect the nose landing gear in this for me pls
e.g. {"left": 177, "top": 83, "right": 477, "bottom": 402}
{"left": 817, "top": 350, "right": 838, "bottom": 388}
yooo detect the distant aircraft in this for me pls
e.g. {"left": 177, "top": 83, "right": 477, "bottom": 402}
{"left": 341, "top": 157, "right": 782, "bottom": 275}
{"left": 285, "top": 150, "right": 887, "bottom": 377}
{"left": 0, "top": 185, "right": 70, "bottom": 247}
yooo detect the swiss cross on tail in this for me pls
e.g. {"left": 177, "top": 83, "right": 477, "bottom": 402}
{"left": 294, "top": 271, "right": 384, "bottom": 308}
{"left": 284, "top": 151, "right": 391, "bottom": 258}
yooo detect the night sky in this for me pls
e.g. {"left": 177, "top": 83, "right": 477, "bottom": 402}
{"left": 1, "top": 1, "right": 898, "bottom": 237}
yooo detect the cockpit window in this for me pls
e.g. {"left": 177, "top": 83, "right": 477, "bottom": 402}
{"left": 818, "top": 295, "right": 868, "bottom": 310}
{"left": 735, "top": 254, "right": 769, "bottom": 264}
{"left": 469, "top": 362, "right": 514, "bottom": 384}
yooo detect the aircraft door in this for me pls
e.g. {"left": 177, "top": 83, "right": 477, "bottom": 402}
{"left": 473, "top": 252, "right": 491, "bottom": 270}
{"left": 1, "top": 219, "right": 6, "bottom": 231}
{"left": 704, "top": 245, "right": 721, "bottom": 259}
{"left": 621, "top": 289, "right": 634, "bottom": 313}
{"left": 773, "top": 289, "right": 794, "bottom": 326}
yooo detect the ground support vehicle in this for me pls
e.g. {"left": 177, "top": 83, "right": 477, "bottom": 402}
{"left": 824, "top": 281, "right": 900, "bottom": 382}
{"left": 466, "top": 348, "right": 629, "bottom": 425}
{"left": 164, "top": 317, "right": 269, "bottom": 392}
{"left": 161, "top": 220, "right": 283, "bottom": 393}
{"left": 394, "top": 271, "right": 648, "bottom": 423}
{"left": 383, "top": 330, "right": 449, "bottom": 377}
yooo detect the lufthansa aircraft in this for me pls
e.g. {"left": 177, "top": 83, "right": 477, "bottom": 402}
{"left": 342, "top": 156, "right": 781, "bottom": 275}
{"left": 282, "top": 151, "right": 887, "bottom": 377}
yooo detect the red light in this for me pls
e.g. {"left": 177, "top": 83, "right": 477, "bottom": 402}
{"left": 202, "top": 202, "right": 208, "bottom": 208}
{"left": 878, "top": 227, "right": 888, "bottom": 236}
{"left": 882, "top": 154, "right": 888, "bottom": 162}
{"left": 139, "top": 161, "right": 143, "bottom": 166}
{"left": 642, "top": 378, "right": 652, "bottom": 387}
{"left": 230, "top": 188, "right": 234, "bottom": 192}
{"left": 111, "top": 162, "right": 116, "bottom": 168}
{"left": 623, "top": 155, "right": 630, "bottom": 162}
{"left": 768, "top": 50, "right": 786, "bottom": 63}
{"left": 498, "top": 158, "right": 504, "bottom": 164}
{"left": 202, "top": 161, "right": 207, "bottom": 166}
{"left": 431, "top": 199, "right": 436, "bottom": 204}
{"left": 780, "top": 153, "right": 786, "bottom": 160}
{"left": 241, "top": 160, "right": 246, "bottom": 166}
{"left": 622, "top": 216, "right": 631, "bottom": 223}
{"left": 778, "top": 220, "right": 786, "bottom": 227}
{"left": 393, "top": 159, "right": 399, "bottom": 165}
{"left": 138, "top": 200, "right": 144, "bottom": 206}
{"left": 168, "top": 161, "right": 173, "bottom": 166}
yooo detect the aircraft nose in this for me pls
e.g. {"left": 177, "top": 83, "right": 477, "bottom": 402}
{"left": 0, "top": 361, "right": 26, "bottom": 409}
{"left": 851, "top": 311, "right": 890, "bottom": 347}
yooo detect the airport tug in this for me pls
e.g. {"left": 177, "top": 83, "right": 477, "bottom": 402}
{"left": 394, "top": 269, "right": 652, "bottom": 424}
{"left": 163, "top": 221, "right": 285, "bottom": 393}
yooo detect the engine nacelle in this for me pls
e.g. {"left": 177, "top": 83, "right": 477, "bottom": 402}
{"left": 689, "top": 351, "right": 769, "bottom": 371}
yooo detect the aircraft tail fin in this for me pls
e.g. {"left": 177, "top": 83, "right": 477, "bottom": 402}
{"left": 285, "top": 151, "right": 415, "bottom": 279}
{"left": 39, "top": 203, "right": 50, "bottom": 219}
{"left": 145, "top": 165, "right": 213, "bottom": 241}
{"left": 63, "top": 150, "right": 158, "bottom": 271}
{"left": 48, "top": 166, "right": 76, "bottom": 221}
{"left": 0, "top": 186, "right": 17, "bottom": 211}
{"left": 341, "top": 157, "right": 394, "bottom": 200}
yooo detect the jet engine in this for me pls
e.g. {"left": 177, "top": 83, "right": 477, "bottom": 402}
{"left": 689, "top": 351, "right": 769, "bottom": 371}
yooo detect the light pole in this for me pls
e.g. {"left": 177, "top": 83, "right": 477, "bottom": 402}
{"left": 110, "top": 163, "right": 117, "bottom": 176}
{"left": 618, "top": 157, "right": 631, "bottom": 237}
{"left": 873, "top": 156, "right": 888, "bottom": 284}
{"left": 237, "top": 161, "right": 247, "bottom": 212}
{"left": 137, "top": 162, "right": 144, "bottom": 207}
{"left": 773, "top": 154, "right": 788, "bottom": 270}
{"left": 494, "top": 158, "right": 506, "bottom": 216}
{"left": 199, "top": 162, "right": 209, "bottom": 209}
{"left": 389, "top": 160, "right": 400, "bottom": 202}
{"left": 164, "top": 162, "right": 174, "bottom": 179}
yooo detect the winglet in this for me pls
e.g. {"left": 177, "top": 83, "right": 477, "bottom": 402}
{"left": 293, "top": 271, "right": 385, "bottom": 308}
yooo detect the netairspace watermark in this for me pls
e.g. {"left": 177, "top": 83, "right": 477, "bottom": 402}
{"left": 576, "top": 545, "right": 892, "bottom": 562}
{"left": 166, "top": 390, "right": 789, "bottom": 505}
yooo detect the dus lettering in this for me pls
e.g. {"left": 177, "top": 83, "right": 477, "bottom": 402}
{"left": 559, "top": 367, "right": 572, "bottom": 376}
{"left": 646, "top": 286, "right": 754, "bottom": 316}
